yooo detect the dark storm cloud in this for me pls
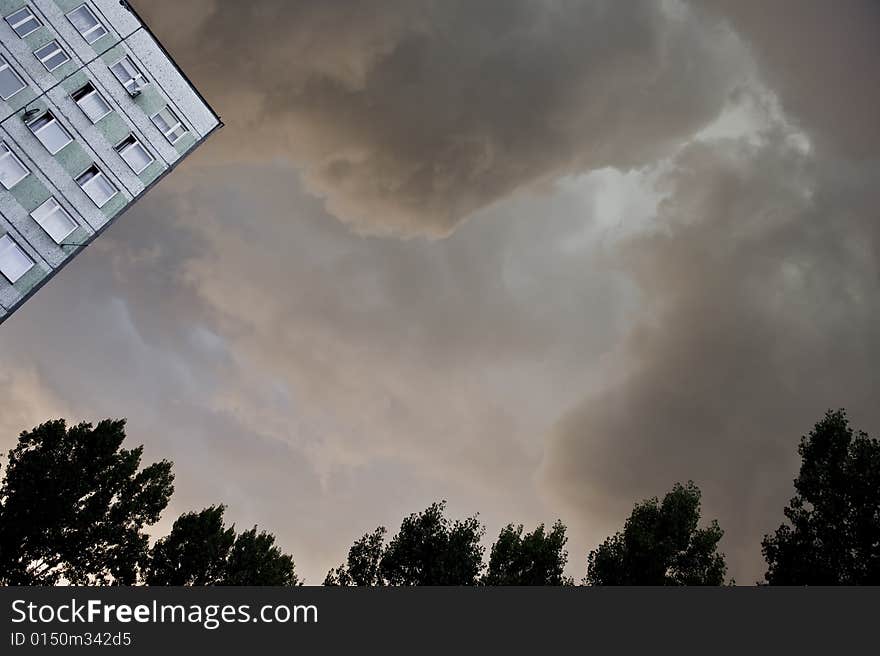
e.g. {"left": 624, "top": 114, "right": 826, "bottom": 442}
{"left": 140, "top": 0, "right": 747, "bottom": 235}
{"left": 537, "top": 3, "right": 880, "bottom": 580}
{"left": 699, "top": 0, "right": 880, "bottom": 159}
{"left": 542, "top": 126, "right": 880, "bottom": 578}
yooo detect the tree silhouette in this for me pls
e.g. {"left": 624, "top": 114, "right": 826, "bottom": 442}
{"left": 763, "top": 409, "right": 880, "bottom": 585}
{"left": 585, "top": 482, "right": 727, "bottom": 585}
{"left": 382, "top": 502, "right": 484, "bottom": 585}
{"left": 0, "top": 418, "right": 297, "bottom": 586}
{"left": 0, "top": 419, "right": 173, "bottom": 585}
{"left": 147, "top": 505, "right": 298, "bottom": 585}
{"left": 324, "top": 527, "right": 386, "bottom": 586}
{"left": 326, "top": 501, "right": 484, "bottom": 585}
{"left": 482, "top": 521, "right": 571, "bottom": 585}
{"left": 15, "top": 412, "right": 880, "bottom": 587}
{"left": 148, "top": 506, "right": 232, "bottom": 585}
{"left": 222, "top": 526, "right": 298, "bottom": 585}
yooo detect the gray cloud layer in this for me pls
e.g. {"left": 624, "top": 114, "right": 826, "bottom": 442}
{"left": 144, "top": 0, "right": 748, "bottom": 235}
{"left": 540, "top": 1, "right": 880, "bottom": 578}
{"left": 700, "top": 0, "right": 880, "bottom": 160}
{"left": 542, "top": 127, "right": 880, "bottom": 577}
{"left": 0, "top": 161, "right": 643, "bottom": 580}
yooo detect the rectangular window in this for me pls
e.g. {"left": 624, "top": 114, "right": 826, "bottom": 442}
{"left": 28, "top": 111, "right": 72, "bottom": 154}
{"left": 110, "top": 56, "right": 146, "bottom": 95}
{"left": 34, "top": 40, "right": 70, "bottom": 72}
{"left": 4, "top": 6, "right": 41, "bottom": 38}
{"left": 0, "top": 143, "right": 28, "bottom": 189}
{"left": 0, "top": 234, "right": 34, "bottom": 283}
{"left": 67, "top": 4, "right": 107, "bottom": 44}
{"left": 0, "top": 55, "right": 26, "bottom": 100}
{"left": 151, "top": 106, "right": 188, "bottom": 144}
{"left": 115, "top": 134, "right": 154, "bottom": 174}
{"left": 31, "top": 197, "right": 77, "bottom": 243}
{"left": 71, "top": 81, "right": 111, "bottom": 123}
{"left": 76, "top": 164, "right": 117, "bottom": 207}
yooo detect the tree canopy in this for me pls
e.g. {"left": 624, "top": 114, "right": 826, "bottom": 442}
{"left": 0, "top": 418, "right": 296, "bottom": 585}
{"left": 324, "top": 527, "right": 386, "bottom": 586}
{"left": 326, "top": 501, "right": 485, "bottom": 585}
{"left": 146, "top": 505, "right": 297, "bottom": 585}
{"left": 0, "top": 419, "right": 173, "bottom": 585}
{"left": 382, "top": 502, "right": 484, "bottom": 585}
{"left": 762, "top": 409, "right": 880, "bottom": 585}
{"left": 483, "top": 521, "right": 571, "bottom": 585}
{"left": 5, "top": 411, "right": 880, "bottom": 586}
{"left": 585, "top": 482, "right": 727, "bottom": 585}
{"left": 222, "top": 525, "right": 299, "bottom": 586}
{"left": 147, "top": 506, "right": 234, "bottom": 585}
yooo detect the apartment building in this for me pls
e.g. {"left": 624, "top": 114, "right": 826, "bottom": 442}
{"left": 0, "top": 0, "right": 220, "bottom": 325}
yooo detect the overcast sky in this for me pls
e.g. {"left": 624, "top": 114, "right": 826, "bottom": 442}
{"left": 1, "top": 0, "right": 878, "bottom": 583}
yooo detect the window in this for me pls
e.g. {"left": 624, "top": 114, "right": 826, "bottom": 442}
{"left": 4, "top": 6, "right": 41, "bottom": 38}
{"left": 67, "top": 4, "right": 107, "bottom": 44}
{"left": 27, "top": 111, "right": 72, "bottom": 154}
{"left": 0, "top": 143, "right": 28, "bottom": 189}
{"left": 0, "top": 55, "right": 26, "bottom": 100}
{"left": 71, "top": 82, "right": 110, "bottom": 123}
{"left": 76, "top": 165, "right": 117, "bottom": 207}
{"left": 115, "top": 134, "right": 153, "bottom": 174}
{"left": 34, "top": 40, "right": 70, "bottom": 72}
{"left": 151, "top": 106, "right": 187, "bottom": 144}
{"left": 110, "top": 56, "right": 146, "bottom": 95}
{"left": 31, "top": 198, "right": 76, "bottom": 243}
{"left": 0, "top": 234, "right": 33, "bottom": 283}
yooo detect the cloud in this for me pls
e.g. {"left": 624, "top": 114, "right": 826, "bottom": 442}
{"left": 140, "top": 0, "right": 749, "bottom": 235}
{"left": 0, "top": 368, "right": 71, "bottom": 460}
{"left": 541, "top": 110, "right": 880, "bottom": 578}
{"left": 537, "top": 2, "right": 880, "bottom": 579}
{"left": 0, "top": 156, "right": 654, "bottom": 580}
{"left": 161, "top": 163, "right": 635, "bottom": 509}
{"left": 698, "top": 0, "right": 880, "bottom": 159}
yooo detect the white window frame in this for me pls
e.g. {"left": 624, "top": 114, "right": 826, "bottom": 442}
{"left": 75, "top": 164, "right": 117, "bottom": 208}
{"left": 33, "top": 40, "right": 70, "bottom": 72}
{"left": 115, "top": 134, "right": 154, "bottom": 174}
{"left": 71, "top": 82, "right": 111, "bottom": 123}
{"left": 0, "top": 234, "right": 34, "bottom": 284}
{"left": 109, "top": 55, "right": 146, "bottom": 95}
{"left": 27, "top": 111, "right": 72, "bottom": 155}
{"left": 150, "top": 106, "right": 188, "bottom": 144}
{"left": 66, "top": 3, "right": 107, "bottom": 44}
{"left": 4, "top": 5, "right": 41, "bottom": 38}
{"left": 30, "top": 197, "right": 77, "bottom": 244}
{"left": 0, "top": 142, "right": 29, "bottom": 189}
{"left": 0, "top": 55, "right": 26, "bottom": 100}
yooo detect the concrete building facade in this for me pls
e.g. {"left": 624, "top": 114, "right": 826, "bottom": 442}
{"left": 0, "top": 0, "right": 220, "bottom": 325}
